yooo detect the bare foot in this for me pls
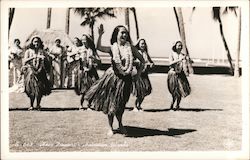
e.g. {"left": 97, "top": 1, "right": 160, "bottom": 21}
{"left": 28, "top": 106, "right": 34, "bottom": 111}
{"left": 107, "top": 129, "right": 114, "bottom": 137}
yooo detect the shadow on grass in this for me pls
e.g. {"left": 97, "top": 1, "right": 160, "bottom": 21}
{"left": 9, "top": 107, "right": 80, "bottom": 111}
{"left": 124, "top": 126, "right": 196, "bottom": 138}
{"left": 143, "top": 108, "right": 223, "bottom": 112}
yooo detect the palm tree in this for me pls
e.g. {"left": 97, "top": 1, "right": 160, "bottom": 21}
{"left": 125, "top": 8, "right": 130, "bottom": 32}
{"left": 173, "top": 7, "right": 194, "bottom": 75}
{"left": 65, "top": 8, "right": 70, "bottom": 34}
{"left": 47, "top": 8, "right": 52, "bottom": 29}
{"left": 234, "top": 7, "right": 241, "bottom": 77}
{"left": 212, "top": 7, "right": 234, "bottom": 75}
{"left": 9, "top": 8, "right": 15, "bottom": 37}
{"left": 131, "top": 7, "right": 140, "bottom": 40}
{"left": 74, "top": 8, "right": 116, "bottom": 42}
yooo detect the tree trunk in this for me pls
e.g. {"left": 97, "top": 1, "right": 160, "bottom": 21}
{"left": 65, "top": 8, "right": 70, "bottom": 35}
{"left": 217, "top": 15, "right": 234, "bottom": 75}
{"left": 131, "top": 8, "right": 139, "bottom": 40}
{"left": 90, "top": 24, "right": 94, "bottom": 42}
{"left": 47, "top": 8, "right": 52, "bottom": 29}
{"left": 9, "top": 8, "right": 15, "bottom": 37}
{"left": 174, "top": 7, "right": 194, "bottom": 75}
{"left": 234, "top": 8, "right": 241, "bottom": 77}
{"left": 125, "top": 8, "right": 130, "bottom": 33}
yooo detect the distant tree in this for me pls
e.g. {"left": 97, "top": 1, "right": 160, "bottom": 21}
{"left": 47, "top": 8, "right": 52, "bottom": 29}
{"left": 233, "top": 7, "right": 241, "bottom": 77}
{"left": 9, "top": 8, "right": 15, "bottom": 37}
{"left": 74, "top": 8, "right": 116, "bottom": 42}
{"left": 212, "top": 7, "right": 235, "bottom": 75}
{"left": 131, "top": 7, "right": 140, "bottom": 40}
{"left": 173, "top": 7, "right": 194, "bottom": 75}
{"left": 124, "top": 8, "right": 130, "bottom": 32}
{"left": 65, "top": 8, "right": 70, "bottom": 35}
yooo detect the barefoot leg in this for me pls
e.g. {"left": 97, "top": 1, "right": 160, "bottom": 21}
{"left": 107, "top": 114, "right": 114, "bottom": 136}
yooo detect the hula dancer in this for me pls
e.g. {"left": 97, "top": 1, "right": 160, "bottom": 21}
{"left": 167, "top": 41, "right": 191, "bottom": 111}
{"left": 64, "top": 37, "right": 82, "bottom": 88}
{"left": 132, "top": 39, "right": 154, "bottom": 112}
{"left": 9, "top": 39, "right": 24, "bottom": 92}
{"left": 85, "top": 24, "right": 145, "bottom": 136}
{"left": 75, "top": 34, "right": 98, "bottom": 111}
{"left": 22, "top": 36, "right": 51, "bottom": 111}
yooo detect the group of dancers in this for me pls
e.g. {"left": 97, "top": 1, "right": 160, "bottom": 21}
{"left": 9, "top": 24, "right": 191, "bottom": 136}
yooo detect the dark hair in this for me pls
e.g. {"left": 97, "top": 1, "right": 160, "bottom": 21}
{"left": 81, "top": 34, "right": 96, "bottom": 52}
{"left": 110, "top": 25, "right": 132, "bottom": 45}
{"left": 135, "top": 38, "right": 148, "bottom": 53}
{"left": 28, "top": 36, "right": 44, "bottom": 49}
{"left": 172, "top": 41, "right": 182, "bottom": 52}
{"left": 73, "top": 37, "right": 82, "bottom": 47}
{"left": 14, "top": 39, "right": 20, "bottom": 44}
{"left": 55, "top": 39, "right": 61, "bottom": 43}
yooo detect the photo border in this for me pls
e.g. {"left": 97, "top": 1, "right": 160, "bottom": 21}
{"left": 1, "top": 0, "right": 249, "bottom": 159}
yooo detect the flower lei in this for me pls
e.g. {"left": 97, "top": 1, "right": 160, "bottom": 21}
{"left": 111, "top": 42, "right": 133, "bottom": 75}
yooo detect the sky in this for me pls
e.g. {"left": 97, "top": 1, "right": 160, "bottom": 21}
{"left": 9, "top": 7, "right": 240, "bottom": 60}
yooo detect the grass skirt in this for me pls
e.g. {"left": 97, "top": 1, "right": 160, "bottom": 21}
{"left": 167, "top": 69, "right": 191, "bottom": 98}
{"left": 74, "top": 69, "right": 96, "bottom": 95}
{"left": 85, "top": 67, "right": 132, "bottom": 115}
{"left": 132, "top": 71, "right": 152, "bottom": 98}
{"left": 22, "top": 65, "right": 51, "bottom": 98}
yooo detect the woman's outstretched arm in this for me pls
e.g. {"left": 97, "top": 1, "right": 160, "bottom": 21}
{"left": 96, "top": 24, "right": 111, "bottom": 54}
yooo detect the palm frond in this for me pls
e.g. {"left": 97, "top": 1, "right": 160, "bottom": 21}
{"left": 212, "top": 7, "right": 221, "bottom": 21}
{"left": 222, "top": 7, "right": 238, "bottom": 16}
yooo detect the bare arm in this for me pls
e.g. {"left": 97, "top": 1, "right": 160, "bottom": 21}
{"left": 23, "top": 50, "right": 34, "bottom": 65}
{"left": 131, "top": 46, "right": 145, "bottom": 75}
{"left": 96, "top": 24, "right": 111, "bottom": 54}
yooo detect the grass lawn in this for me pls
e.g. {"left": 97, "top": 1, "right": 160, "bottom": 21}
{"left": 9, "top": 72, "right": 242, "bottom": 152}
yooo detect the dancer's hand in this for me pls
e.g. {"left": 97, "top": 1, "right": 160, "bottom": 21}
{"left": 98, "top": 24, "right": 104, "bottom": 35}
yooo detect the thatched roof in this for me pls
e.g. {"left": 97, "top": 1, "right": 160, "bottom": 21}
{"left": 24, "top": 29, "right": 73, "bottom": 49}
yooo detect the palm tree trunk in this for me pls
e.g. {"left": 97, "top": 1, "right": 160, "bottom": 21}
{"left": 9, "top": 8, "right": 15, "bottom": 37}
{"left": 90, "top": 24, "right": 94, "bottom": 42}
{"left": 234, "top": 8, "right": 241, "bottom": 77}
{"left": 47, "top": 8, "right": 52, "bottom": 29}
{"left": 65, "top": 8, "right": 70, "bottom": 34}
{"left": 174, "top": 7, "right": 194, "bottom": 75}
{"left": 131, "top": 8, "right": 139, "bottom": 40}
{"left": 125, "top": 8, "right": 130, "bottom": 33}
{"left": 217, "top": 15, "right": 234, "bottom": 75}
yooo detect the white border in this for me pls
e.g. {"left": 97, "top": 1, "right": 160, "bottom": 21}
{"left": 1, "top": 0, "right": 249, "bottom": 160}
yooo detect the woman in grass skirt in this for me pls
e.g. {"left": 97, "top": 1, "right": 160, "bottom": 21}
{"left": 85, "top": 24, "right": 145, "bottom": 136}
{"left": 132, "top": 39, "right": 154, "bottom": 112}
{"left": 75, "top": 34, "right": 98, "bottom": 111}
{"left": 167, "top": 41, "right": 191, "bottom": 111}
{"left": 9, "top": 39, "right": 24, "bottom": 92}
{"left": 22, "top": 36, "right": 51, "bottom": 111}
{"left": 64, "top": 37, "right": 82, "bottom": 88}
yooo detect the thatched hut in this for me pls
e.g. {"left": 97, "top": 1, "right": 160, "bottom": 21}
{"left": 24, "top": 29, "right": 73, "bottom": 49}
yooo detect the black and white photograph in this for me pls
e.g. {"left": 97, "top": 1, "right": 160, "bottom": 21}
{"left": 1, "top": 0, "right": 249, "bottom": 159}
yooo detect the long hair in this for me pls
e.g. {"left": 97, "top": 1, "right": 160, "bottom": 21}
{"left": 110, "top": 25, "right": 132, "bottom": 45}
{"left": 28, "top": 36, "right": 44, "bottom": 50}
{"left": 135, "top": 38, "right": 148, "bottom": 53}
{"left": 172, "top": 41, "right": 182, "bottom": 53}
{"left": 73, "top": 37, "right": 82, "bottom": 47}
{"left": 81, "top": 34, "right": 96, "bottom": 53}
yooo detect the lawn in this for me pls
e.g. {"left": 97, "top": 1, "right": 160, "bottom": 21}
{"left": 9, "top": 72, "right": 242, "bottom": 152}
